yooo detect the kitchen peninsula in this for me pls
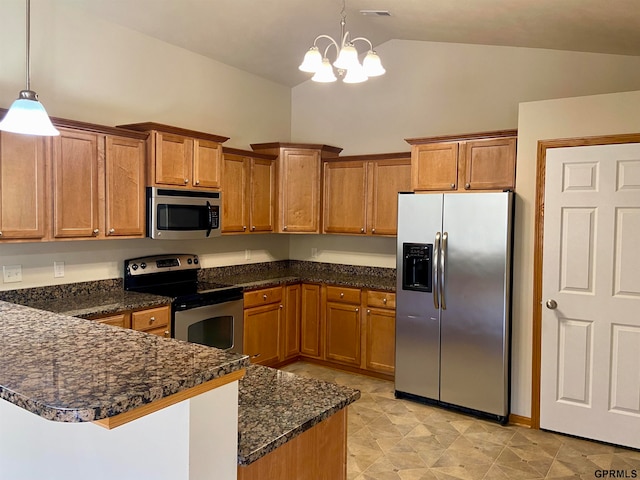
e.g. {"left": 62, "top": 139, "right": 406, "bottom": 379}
{"left": 0, "top": 300, "right": 248, "bottom": 480}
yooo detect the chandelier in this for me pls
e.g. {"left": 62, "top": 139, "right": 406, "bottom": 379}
{"left": 298, "top": 0, "right": 386, "bottom": 83}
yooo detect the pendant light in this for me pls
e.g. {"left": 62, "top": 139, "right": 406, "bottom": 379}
{"left": 299, "top": 0, "right": 385, "bottom": 84}
{"left": 0, "top": 0, "right": 59, "bottom": 136}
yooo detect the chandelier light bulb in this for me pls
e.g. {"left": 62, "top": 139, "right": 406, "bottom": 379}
{"left": 343, "top": 63, "right": 368, "bottom": 84}
{"left": 311, "top": 58, "right": 338, "bottom": 83}
{"left": 298, "top": 46, "right": 323, "bottom": 73}
{"left": 362, "top": 50, "right": 386, "bottom": 77}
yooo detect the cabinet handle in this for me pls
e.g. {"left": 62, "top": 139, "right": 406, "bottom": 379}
{"left": 93, "top": 229, "right": 99, "bottom": 235}
{"left": 355, "top": 308, "right": 359, "bottom": 313}
{"left": 367, "top": 309, "right": 371, "bottom": 314}
{"left": 149, "top": 316, "right": 156, "bottom": 323}
{"left": 283, "top": 225, "right": 288, "bottom": 231}
{"left": 279, "top": 304, "right": 283, "bottom": 309}
{"left": 383, "top": 298, "right": 387, "bottom": 304}
{"left": 340, "top": 292, "right": 344, "bottom": 298}
{"left": 263, "top": 294, "right": 267, "bottom": 300}
{"left": 195, "top": 180, "right": 200, "bottom": 185}
{"left": 360, "top": 227, "right": 365, "bottom": 233}
{"left": 0, "top": 231, "right": 3, "bottom": 237}
{"left": 251, "top": 226, "right": 256, "bottom": 231}
{"left": 108, "top": 228, "right": 115, "bottom": 235}
{"left": 184, "top": 178, "right": 189, "bottom": 184}
{"left": 371, "top": 228, "right": 376, "bottom": 234}
{"left": 164, "top": 330, "right": 170, "bottom": 337}
{"left": 251, "top": 353, "right": 261, "bottom": 359}
{"left": 450, "top": 183, "right": 455, "bottom": 189}
{"left": 243, "top": 225, "right": 247, "bottom": 231}
{"left": 465, "top": 183, "right": 471, "bottom": 189}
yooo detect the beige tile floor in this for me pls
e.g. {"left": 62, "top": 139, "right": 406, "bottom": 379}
{"left": 282, "top": 362, "right": 640, "bottom": 480}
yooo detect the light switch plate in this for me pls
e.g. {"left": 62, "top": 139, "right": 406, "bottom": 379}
{"left": 311, "top": 248, "right": 318, "bottom": 258}
{"left": 3, "top": 265, "right": 22, "bottom": 283}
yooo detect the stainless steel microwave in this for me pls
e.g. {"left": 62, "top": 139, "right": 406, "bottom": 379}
{"left": 147, "top": 187, "right": 221, "bottom": 240}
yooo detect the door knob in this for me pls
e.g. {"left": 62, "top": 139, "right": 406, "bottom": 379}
{"left": 546, "top": 299, "right": 558, "bottom": 310}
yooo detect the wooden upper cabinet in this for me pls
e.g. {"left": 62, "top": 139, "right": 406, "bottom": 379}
{"left": 0, "top": 132, "right": 48, "bottom": 241}
{"left": 117, "top": 122, "right": 229, "bottom": 191}
{"left": 251, "top": 143, "right": 343, "bottom": 233}
{"left": 411, "top": 142, "right": 459, "bottom": 191}
{"left": 104, "top": 136, "right": 146, "bottom": 237}
{"left": 322, "top": 154, "right": 411, "bottom": 236}
{"left": 367, "top": 158, "right": 411, "bottom": 236}
{"left": 406, "top": 130, "right": 517, "bottom": 192}
{"left": 52, "top": 128, "right": 101, "bottom": 239}
{"left": 221, "top": 148, "right": 276, "bottom": 234}
{"left": 323, "top": 160, "right": 367, "bottom": 234}
{"left": 460, "top": 137, "right": 517, "bottom": 190}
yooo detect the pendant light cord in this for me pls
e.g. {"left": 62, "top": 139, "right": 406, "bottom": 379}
{"left": 25, "top": 0, "right": 31, "bottom": 91}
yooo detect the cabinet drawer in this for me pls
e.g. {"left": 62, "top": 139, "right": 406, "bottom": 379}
{"left": 366, "top": 291, "right": 396, "bottom": 309}
{"left": 244, "top": 286, "right": 283, "bottom": 308}
{"left": 326, "top": 285, "right": 361, "bottom": 305}
{"left": 132, "top": 306, "right": 170, "bottom": 332}
{"left": 96, "top": 313, "right": 130, "bottom": 329}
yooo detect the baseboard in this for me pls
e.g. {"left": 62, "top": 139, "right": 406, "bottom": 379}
{"left": 509, "top": 413, "right": 532, "bottom": 428}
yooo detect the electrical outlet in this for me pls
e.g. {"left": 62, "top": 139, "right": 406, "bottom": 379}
{"left": 245, "top": 249, "right": 251, "bottom": 260}
{"left": 3, "top": 265, "right": 22, "bottom": 283}
{"left": 311, "top": 247, "right": 318, "bottom": 258}
{"left": 54, "top": 261, "right": 65, "bottom": 278}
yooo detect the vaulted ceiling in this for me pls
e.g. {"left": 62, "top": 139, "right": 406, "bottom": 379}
{"left": 60, "top": 0, "right": 640, "bottom": 86}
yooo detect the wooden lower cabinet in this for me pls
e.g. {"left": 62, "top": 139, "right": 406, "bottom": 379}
{"left": 324, "top": 286, "right": 362, "bottom": 367}
{"left": 244, "top": 302, "right": 283, "bottom": 366}
{"left": 89, "top": 305, "right": 170, "bottom": 337}
{"left": 300, "top": 284, "right": 322, "bottom": 358}
{"left": 282, "top": 284, "right": 301, "bottom": 360}
{"left": 364, "top": 297, "right": 396, "bottom": 375}
{"left": 238, "top": 408, "right": 347, "bottom": 480}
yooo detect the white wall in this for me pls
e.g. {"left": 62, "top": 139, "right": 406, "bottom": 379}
{"left": 0, "top": 0, "right": 291, "bottom": 290}
{"left": 512, "top": 90, "right": 640, "bottom": 417}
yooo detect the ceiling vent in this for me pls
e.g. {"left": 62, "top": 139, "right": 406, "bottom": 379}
{"left": 360, "top": 10, "right": 391, "bottom": 16}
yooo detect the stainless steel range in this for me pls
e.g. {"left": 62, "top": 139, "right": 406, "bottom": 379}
{"left": 124, "top": 254, "right": 244, "bottom": 353}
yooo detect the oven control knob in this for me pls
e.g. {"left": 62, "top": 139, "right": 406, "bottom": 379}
{"left": 140, "top": 262, "right": 147, "bottom": 269}
{"left": 187, "top": 258, "right": 192, "bottom": 265}
{"left": 193, "top": 258, "right": 199, "bottom": 265}
{"left": 131, "top": 264, "right": 138, "bottom": 271}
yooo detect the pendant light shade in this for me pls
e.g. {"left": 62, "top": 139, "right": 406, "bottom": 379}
{"left": 0, "top": 0, "right": 59, "bottom": 137}
{"left": 362, "top": 50, "right": 386, "bottom": 77}
{"left": 343, "top": 63, "right": 368, "bottom": 84}
{"left": 298, "top": 46, "right": 323, "bottom": 73}
{"left": 311, "top": 58, "right": 338, "bottom": 83}
{"left": 333, "top": 44, "right": 359, "bottom": 70}
{"left": 0, "top": 90, "right": 59, "bottom": 136}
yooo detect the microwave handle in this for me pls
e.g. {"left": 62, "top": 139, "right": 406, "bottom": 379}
{"left": 206, "top": 201, "right": 213, "bottom": 237}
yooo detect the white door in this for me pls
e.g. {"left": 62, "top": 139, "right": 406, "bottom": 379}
{"left": 541, "top": 143, "right": 640, "bottom": 448}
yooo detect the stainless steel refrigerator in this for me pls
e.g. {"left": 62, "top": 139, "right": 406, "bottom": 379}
{"left": 395, "top": 191, "right": 513, "bottom": 423}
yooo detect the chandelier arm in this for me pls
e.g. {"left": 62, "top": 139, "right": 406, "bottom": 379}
{"left": 350, "top": 37, "right": 374, "bottom": 50}
{"left": 313, "top": 35, "right": 340, "bottom": 58}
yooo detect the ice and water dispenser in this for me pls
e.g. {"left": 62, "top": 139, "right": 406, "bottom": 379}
{"left": 402, "top": 243, "right": 433, "bottom": 292}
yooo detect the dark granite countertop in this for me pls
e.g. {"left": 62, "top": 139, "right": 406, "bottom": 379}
{"left": 237, "top": 364, "right": 360, "bottom": 466}
{"left": 0, "top": 301, "right": 249, "bottom": 423}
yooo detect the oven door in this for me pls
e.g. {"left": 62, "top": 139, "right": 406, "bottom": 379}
{"left": 173, "top": 299, "right": 243, "bottom": 353}
{"left": 147, "top": 187, "right": 221, "bottom": 240}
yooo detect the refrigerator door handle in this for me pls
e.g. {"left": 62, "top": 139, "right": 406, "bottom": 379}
{"left": 433, "top": 232, "right": 441, "bottom": 309}
{"left": 441, "top": 231, "right": 448, "bottom": 310}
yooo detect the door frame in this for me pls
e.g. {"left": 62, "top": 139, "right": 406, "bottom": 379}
{"left": 531, "top": 132, "right": 640, "bottom": 429}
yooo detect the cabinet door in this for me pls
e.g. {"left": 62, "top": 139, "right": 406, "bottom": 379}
{"left": 0, "top": 132, "right": 48, "bottom": 240}
{"left": 301, "top": 284, "right": 322, "bottom": 358}
{"left": 244, "top": 303, "right": 283, "bottom": 366}
{"left": 131, "top": 305, "right": 170, "bottom": 336}
{"left": 323, "top": 160, "right": 367, "bottom": 234}
{"left": 154, "top": 132, "right": 192, "bottom": 187}
{"left": 411, "top": 142, "right": 459, "bottom": 191}
{"left": 52, "top": 129, "right": 101, "bottom": 238}
{"left": 96, "top": 313, "right": 130, "bottom": 329}
{"left": 460, "top": 137, "right": 517, "bottom": 190}
{"left": 282, "top": 284, "right": 301, "bottom": 360}
{"left": 221, "top": 154, "right": 249, "bottom": 233}
{"left": 365, "top": 307, "right": 395, "bottom": 374}
{"left": 193, "top": 139, "right": 222, "bottom": 189}
{"left": 367, "top": 159, "right": 411, "bottom": 236}
{"left": 105, "top": 136, "right": 146, "bottom": 237}
{"left": 279, "top": 149, "right": 321, "bottom": 233}
{"left": 249, "top": 158, "right": 275, "bottom": 233}
{"left": 325, "top": 301, "right": 361, "bottom": 366}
